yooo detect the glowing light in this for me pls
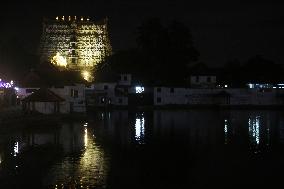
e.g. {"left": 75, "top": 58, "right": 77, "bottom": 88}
{"left": 135, "top": 86, "right": 144, "bottom": 93}
{"left": 248, "top": 116, "right": 260, "bottom": 152}
{"left": 51, "top": 52, "right": 67, "bottom": 67}
{"left": 40, "top": 16, "right": 112, "bottom": 78}
{"left": 62, "top": 16, "right": 65, "bottom": 21}
{"left": 14, "top": 142, "right": 19, "bottom": 157}
{"left": 224, "top": 119, "right": 228, "bottom": 144}
{"left": 14, "top": 87, "right": 19, "bottom": 91}
{"left": 56, "top": 16, "right": 59, "bottom": 20}
{"left": 84, "top": 128, "right": 88, "bottom": 148}
{"left": 135, "top": 114, "right": 145, "bottom": 144}
{"left": 81, "top": 70, "right": 92, "bottom": 81}
{"left": 224, "top": 85, "right": 228, "bottom": 88}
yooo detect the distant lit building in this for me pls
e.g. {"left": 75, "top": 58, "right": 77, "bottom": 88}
{"left": 39, "top": 16, "right": 112, "bottom": 81}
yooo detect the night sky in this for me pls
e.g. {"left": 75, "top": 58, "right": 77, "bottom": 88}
{"left": 0, "top": 1, "right": 284, "bottom": 67}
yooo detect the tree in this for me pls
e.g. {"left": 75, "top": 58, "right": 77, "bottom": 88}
{"left": 95, "top": 18, "right": 200, "bottom": 85}
{"left": 136, "top": 18, "right": 199, "bottom": 84}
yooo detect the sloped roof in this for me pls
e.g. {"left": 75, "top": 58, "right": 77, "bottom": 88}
{"left": 22, "top": 88, "right": 65, "bottom": 102}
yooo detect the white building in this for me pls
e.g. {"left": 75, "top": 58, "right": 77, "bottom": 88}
{"left": 154, "top": 87, "right": 284, "bottom": 106}
{"left": 19, "top": 84, "right": 86, "bottom": 113}
{"left": 86, "top": 74, "right": 131, "bottom": 107}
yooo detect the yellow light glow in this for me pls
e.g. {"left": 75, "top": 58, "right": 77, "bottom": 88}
{"left": 81, "top": 17, "right": 84, "bottom": 21}
{"left": 56, "top": 16, "right": 58, "bottom": 20}
{"left": 84, "top": 128, "right": 88, "bottom": 148}
{"left": 51, "top": 52, "right": 67, "bottom": 67}
{"left": 62, "top": 16, "right": 65, "bottom": 21}
{"left": 81, "top": 70, "right": 91, "bottom": 81}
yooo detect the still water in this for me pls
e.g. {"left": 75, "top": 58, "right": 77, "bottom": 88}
{"left": 1, "top": 110, "right": 284, "bottom": 188}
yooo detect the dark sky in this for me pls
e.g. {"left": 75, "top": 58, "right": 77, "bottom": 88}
{"left": 0, "top": 1, "right": 284, "bottom": 67}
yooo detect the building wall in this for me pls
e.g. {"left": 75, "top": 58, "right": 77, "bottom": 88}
{"left": 51, "top": 84, "right": 86, "bottom": 113}
{"left": 118, "top": 74, "right": 132, "bottom": 86}
{"left": 190, "top": 75, "right": 216, "bottom": 88}
{"left": 154, "top": 87, "right": 284, "bottom": 106}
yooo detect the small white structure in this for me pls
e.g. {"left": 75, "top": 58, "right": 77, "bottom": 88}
{"left": 86, "top": 74, "right": 131, "bottom": 107}
{"left": 22, "top": 88, "right": 65, "bottom": 114}
{"left": 19, "top": 84, "right": 86, "bottom": 113}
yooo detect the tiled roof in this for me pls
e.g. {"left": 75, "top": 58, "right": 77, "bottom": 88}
{"left": 22, "top": 88, "right": 65, "bottom": 102}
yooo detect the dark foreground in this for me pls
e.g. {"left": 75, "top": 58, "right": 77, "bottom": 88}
{"left": 0, "top": 110, "right": 284, "bottom": 188}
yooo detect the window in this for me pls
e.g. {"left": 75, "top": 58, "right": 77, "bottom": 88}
{"left": 71, "top": 43, "right": 75, "bottom": 48}
{"left": 124, "top": 76, "right": 128, "bottom": 81}
{"left": 104, "top": 85, "right": 108, "bottom": 90}
{"left": 207, "top": 77, "right": 211, "bottom": 82}
{"left": 157, "top": 97, "right": 161, "bottom": 103}
{"left": 170, "top": 88, "right": 174, "bottom": 93}
{"left": 101, "top": 97, "right": 105, "bottom": 103}
{"left": 71, "top": 89, "right": 78, "bottom": 98}
{"left": 196, "top": 76, "right": 199, "bottom": 83}
{"left": 135, "top": 86, "right": 144, "bottom": 93}
{"left": 157, "top": 87, "right": 161, "bottom": 92}
{"left": 71, "top": 58, "right": 76, "bottom": 64}
{"left": 72, "top": 50, "right": 75, "bottom": 55}
{"left": 119, "top": 98, "right": 123, "bottom": 103}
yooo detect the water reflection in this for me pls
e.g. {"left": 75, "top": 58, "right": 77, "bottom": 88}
{"left": 248, "top": 116, "right": 260, "bottom": 152}
{"left": 224, "top": 119, "right": 228, "bottom": 144}
{"left": 44, "top": 123, "right": 108, "bottom": 188}
{"left": 135, "top": 113, "right": 145, "bottom": 144}
{"left": 1, "top": 110, "right": 284, "bottom": 187}
{"left": 13, "top": 142, "right": 19, "bottom": 157}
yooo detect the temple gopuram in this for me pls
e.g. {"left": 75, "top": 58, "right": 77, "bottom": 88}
{"left": 39, "top": 16, "right": 112, "bottom": 81}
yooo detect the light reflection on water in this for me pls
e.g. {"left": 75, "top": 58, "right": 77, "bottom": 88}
{"left": 248, "top": 116, "right": 261, "bottom": 152}
{"left": 0, "top": 110, "right": 284, "bottom": 187}
{"left": 135, "top": 113, "right": 145, "bottom": 144}
{"left": 43, "top": 123, "right": 109, "bottom": 188}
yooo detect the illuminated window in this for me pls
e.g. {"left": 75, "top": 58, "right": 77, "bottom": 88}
{"left": 135, "top": 86, "right": 144, "bottom": 93}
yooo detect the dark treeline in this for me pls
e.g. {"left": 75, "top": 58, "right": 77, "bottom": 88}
{"left": 95, "top": 18, "right": 199, "bottom": 85}
{"left": 95, "top": 18, "right": 284, "bottom": 86}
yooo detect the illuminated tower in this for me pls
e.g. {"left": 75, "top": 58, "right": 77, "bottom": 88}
{"left": 39, "top": 16, "right": 112, "bottom": 81}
